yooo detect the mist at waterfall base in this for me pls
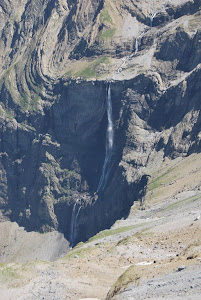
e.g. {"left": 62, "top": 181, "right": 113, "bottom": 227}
{"left": 97, "top": 83, "right": 114, "bottom": 194}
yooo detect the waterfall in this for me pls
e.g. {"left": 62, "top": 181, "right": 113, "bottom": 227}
{"left": 150, "top": 16, "right": 153, "bottom": 27}
{"left": 135, "top": 37, "right": 139, "bottom": 54}
{"left": 150, "top": 12, "right": 156, "bottom": 27}
{"left": 97, "top": 83, "right": 114, "bottom": 194}
{"left": 70, "top": 203, "right": 81, "bottom": 246}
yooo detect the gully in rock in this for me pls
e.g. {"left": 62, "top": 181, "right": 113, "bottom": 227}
{"left": 97, "top": 83, "right": 114, "bottom": 194}
{"left": 70, "top": 202, "right": 81, "bottom": 247}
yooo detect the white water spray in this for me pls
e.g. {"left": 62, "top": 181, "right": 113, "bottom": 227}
{"left": 70, "top": 202, "right": 81, "bottom": 246}
{"left": 97, "top": 83, "right": 114, "bottom": 193}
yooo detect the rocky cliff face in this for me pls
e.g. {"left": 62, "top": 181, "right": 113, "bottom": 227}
{"left": 0, "top": 0, "right": 201, "bottom": 245}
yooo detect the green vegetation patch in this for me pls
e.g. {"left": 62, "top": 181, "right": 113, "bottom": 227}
{"left": 19, "top": 90, "right": 29, "bottom": 111}
{"left": 0, "top": 265, "right": 21, "bottom": 282}
{"left": 63, "top": 245, "right": 96, "bottom": 260}
{"left": 100, "top": 9, "right": 113, "bottom": 24}
{"left": 60, "top": 168, "right": 81, "bottom": 191}
{"left": 0, "top": 105, "right": 15, "bottom": 120}
{"left": 107, "top": 266, "right": 140, "bottom": 299}
{"left": 117, "top": 226, "right": 154, "bottom": 246}
{"left": 65, "top": 70, "right": 73, "bottom": 77}
{"left": 162, "top": 194, "right": 201, "bottom": 212}
{"left": 29, "top": 94, "right": 40, "bottom": 112}
{"left": 75, "top": 56, "right": 110, "bottom": 78}
{"left": 88, "top": 225, "right": 136, "bottom": 243}
{"left": 148, "top": 168, "right": 177, "bottom": 192}
{"left": 87, "top": 221, "right": 155, "bottom": 244}
{"left": 99, "top": 28, "right": 116, "bottom": 40}
{"left": 5, "top": 110, "right": 14, "bottom": 119}
{"left": 76, "top": 66, "right": 96, "bottom": 78}
{"left": 0, "top": 106, "right": 5, "bottom": 116}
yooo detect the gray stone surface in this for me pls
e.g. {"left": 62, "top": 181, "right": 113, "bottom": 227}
{"left": 113, "top": 265, "right": 201, "bottom": 300}
{"left": 0, "top": 221, "right": 69, "bottom": 263}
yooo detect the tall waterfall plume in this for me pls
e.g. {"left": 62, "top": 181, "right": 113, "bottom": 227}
{"left": 97, "top": 83, "right": 114, "bottom": 194}
{"left": 70, "top": 202, "right": 81, "bottom": 246}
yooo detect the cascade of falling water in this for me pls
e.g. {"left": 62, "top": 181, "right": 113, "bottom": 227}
{"left": 70, "top": 203, "right": 81, "bottom": 246}
{"left": 74, "top": 206, "right": 81, "bottom": 243}
{"left": 150, "top": 12, "right": 156, "bottom": 27}
{"left": 97, "top": 83, "right": 114, "bottom": 194}
{"left": 70, "top": 203, "right": 76, "bottom": 245}
{"left": 135, "top": 37, "right": 139, "bottom": 54}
